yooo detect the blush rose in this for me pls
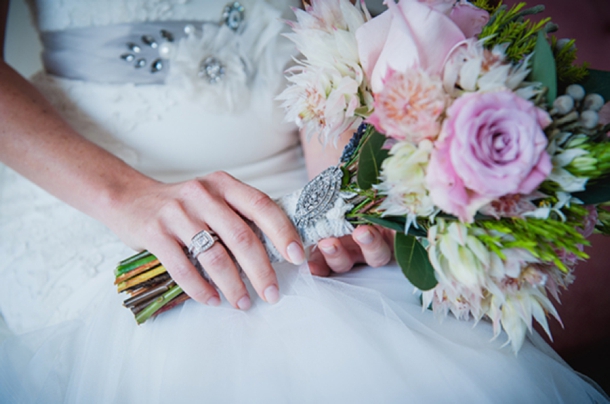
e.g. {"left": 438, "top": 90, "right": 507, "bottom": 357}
{"left": 355, "top": 0, "right": 489, "bottom": 93}
{"left": 426, "top": 90, "right": 552, "bottom": 222}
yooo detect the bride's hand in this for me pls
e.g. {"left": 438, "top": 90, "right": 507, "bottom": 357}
{"left": 299, "top": 129, "right": 394, "bottom": 277}
{"left": 109, "top": 171, "right": 306, "bottom": 310}
{"left": 307, "top": 225, "right": 394, "bottom": 276}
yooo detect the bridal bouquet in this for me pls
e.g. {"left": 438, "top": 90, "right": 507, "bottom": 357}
{"left": 116, "top": 0, "right": 610, "bottom": 353}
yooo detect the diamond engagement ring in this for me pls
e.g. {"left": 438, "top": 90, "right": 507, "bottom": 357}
{"left": 188, "top": 229, "right": 219, "bottom": 258}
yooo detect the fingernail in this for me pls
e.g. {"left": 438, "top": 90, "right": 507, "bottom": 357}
{"left": 207, "top": 296, "right": 221, "bottom": 307}
{"left": 237, "top": 295, "right": 251, "bottom": 310}
{"left": 320, "top": 244, "right": 337, "bottom": 255}
{"left": 287, "top": 241, "right": 305, "bottom": 265}
{"left": 356, "top": 230, "right": 374, "bottom": 245}
{"left": 264, "top": 285, "right": 280, "bottom": 304}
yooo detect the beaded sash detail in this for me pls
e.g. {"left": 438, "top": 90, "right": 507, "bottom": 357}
{"left": 40, "top": 2, "right": 247, "bottom": 85}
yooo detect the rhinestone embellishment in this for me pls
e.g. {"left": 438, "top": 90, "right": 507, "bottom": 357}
{"left": 141, "top": 35, "right": 158, "bottom": 49}
{"left": 151, "top": 59, "right": 163, "bottom": 73}
{"left": 294, "top": 166, "right": 344, "bottom": 227}
{"left": 199, "top": 56, "right": 226, "bottom": 84}
{"left": 127, "top": 43, "right": 141, "bottom": 53}
{"left": 223, "top": 2, "right": 245, "bottom": 31}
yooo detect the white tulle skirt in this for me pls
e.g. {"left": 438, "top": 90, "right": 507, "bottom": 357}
{"left": 1, "top": 260, "right": 607, "bottom": 403}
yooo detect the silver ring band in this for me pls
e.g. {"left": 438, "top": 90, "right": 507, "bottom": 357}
{"left": 188, "top": 229, "right": 219, "bottom": 258}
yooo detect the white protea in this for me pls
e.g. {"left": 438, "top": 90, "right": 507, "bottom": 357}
{"left": 278, "top": 0, "right": 373, "bottom": 143}
{"left": 442, "top": 38, "right": 532, "bottom": 98}
{"left": 422, "top": 219, "right": 560, "bottom": 353}
{"left": 375, "top": 140, "right": 436, "bottom": 232}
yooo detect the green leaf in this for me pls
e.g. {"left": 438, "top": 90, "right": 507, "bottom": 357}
{"left": 394, "top": 233, "right": 437, "bottom": 291}
{"left": 573, "top": 177, "right": 610, "bottom": 204}
{"left": 360, "top": 215, "right": 427, "bottom": 238}
{"left": 580, "top": 69, "right": 610, "bottom": 103}
{"left": 529, "top": 31, "right": 557, "bottom": 106}
{"left": 356, "top": 130, "right": 389, "bottom": 190}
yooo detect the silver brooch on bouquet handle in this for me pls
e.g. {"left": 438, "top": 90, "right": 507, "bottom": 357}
{"left": 294, "top": 166, "right": 344, "bottom": 228}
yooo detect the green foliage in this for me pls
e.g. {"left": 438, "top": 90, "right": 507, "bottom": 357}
{"left": 356, "top": 129, "right": 389, "bottom": 190}
{"left": 479, "top": 211, "right": 589, "bottom": 273}
{"left": 480, "top": 3, "right": 550, "bottom": 63}
{"left": 529, "top": 30, "right": 557, "bottom": 106}
{"left": 395, "top": 233, "right": 437, "bottom": 291}
{"left": 471, "top": 0, "right": 502, "bottom": 13}
{"left": 567, "top": 142, "right": 610, "bottom": 181}
{"left": 552, "top": 38, "right": 590, "bottom": 86}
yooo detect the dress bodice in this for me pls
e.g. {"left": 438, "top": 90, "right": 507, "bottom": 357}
{"left": 24, "top": 0, "right": 306, "bottom": 196}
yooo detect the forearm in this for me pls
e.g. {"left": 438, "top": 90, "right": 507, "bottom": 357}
{"left": 300, "top": 129, "right": 353, "bottom": 180}
{"left": 0, "top": 61, "right": 156, "bottom": 224}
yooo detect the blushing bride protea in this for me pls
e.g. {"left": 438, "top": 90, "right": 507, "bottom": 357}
{"left": 277, "top": 0, "right": 373, "bottom": 143}
{"left": 442, "top": 38, "right": 532, "bottom": 97}
{"left": 423, "top": 219, "right": 561, "bottom": 352}
{"left": 279, "top": 66, "right": 364, "bottom": 144}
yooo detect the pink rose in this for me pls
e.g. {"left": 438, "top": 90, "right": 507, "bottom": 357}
{"left": 356, "top": 0, "right": 489, "bottom": 93}
{"left": 449, "top": 1, "right": 490, "bottom": 38}
{"left": 356, "top": 0, "right": 465, "bottom": 93}
{"left": 426, "top": 90, "right": 552, "bottom": 222}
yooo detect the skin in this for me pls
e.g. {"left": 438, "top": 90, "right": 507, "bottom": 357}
{"left": 0, "top": 0, "right": 392, "bottom": 310}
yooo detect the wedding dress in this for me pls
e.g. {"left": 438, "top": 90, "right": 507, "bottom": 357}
{"left": 0, "top": 1, "right": 607, "bottom": 402}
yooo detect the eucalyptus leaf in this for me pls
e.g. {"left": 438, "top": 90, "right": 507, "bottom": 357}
{"left": 580, "top": 69, "right": 610, "bottom": 103}
{"left": 573, "top": 177, "right": 610, "bottom": 204}
{"left": 529, "top": 31, "right": 557, "bottom": 106}
{"left": 356, "top": 130, "right": 389, "bottom": 190}
{"left": 394, "top": 233, "right": 437, "bottom": 291}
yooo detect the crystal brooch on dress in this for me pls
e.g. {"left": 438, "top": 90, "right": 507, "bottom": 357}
{"left": 223, "top": 2, "right": 245, "bottom": 31}
{"left": 294, "top": 166, "right": 344, "bottom": 228}
{"left": 198, "top": 56, "right": 226, "bottom": 84}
